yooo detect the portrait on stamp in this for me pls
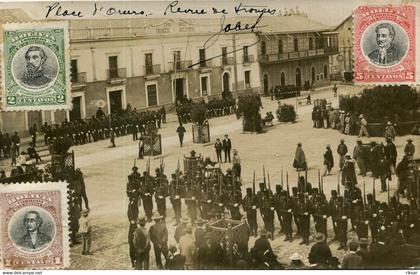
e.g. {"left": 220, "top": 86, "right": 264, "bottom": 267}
{"left": 12, "top": 45, "right": 58, "bottom": 89}
{"left": 1, "top": 22, "right": 70, "bottom": 111}
{"left": 9, "top": 208, "right": 55, "bottom": 252}
{"left": 362, "top": 21, "right": 408, "bottom": 67}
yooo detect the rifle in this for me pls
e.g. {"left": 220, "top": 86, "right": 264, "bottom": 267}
{"left": 263, "top": 165, "right": 266, "bottom": 187}
{"left": 176, "top": 158, "right": 180, "bottom": 192}
{"left": 232, "top": 171, "right": 235, "bottom": 201}
{"left": 373, "top": 177, "right": 376, "bottom": 203}
{"left": 268, "top": 170, "right": 271, "bottom": 194}
{"left": 387, "top": 179, "right": 390, "bottom": 204}
{"left": 286, "top": 171, "right": 290, "bottom": 198}
{"left": 396, "top": 178, "right": 400, "bottom": 204}
{"left": 304, "top": 168, "right": 308, "bottom": 193}
{"left": 253, "top": 170, "right": 256, "bottom": 195}
{"left": 219, "top": 171, "right": 222, "bottom": 197}
{"left": 281, "top": 169, "right": 284, "bottom": 189}
{"left": 363, "top": 181, "right": 366, "bottom": 208}
{"left": 160, "top": 157, "right": 165, "bottom": 173}
{"left": 318, "top": 169, "right": 321, "bottom": 193}
{"left": 337, "top": 172, "right": 340, "bottom": 196}
{"left": 321, "top": 175, "right": 324, "bottom": 195}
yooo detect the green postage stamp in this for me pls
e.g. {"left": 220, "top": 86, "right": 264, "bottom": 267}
{"left": 1, "top": 22, "right": 70, "bottom": 111}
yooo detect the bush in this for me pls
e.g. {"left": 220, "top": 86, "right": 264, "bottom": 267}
{"left": 236, "top": 94, "right": 263, "bottom": 133}
{"left": 191, "top": 103, "right": 207, "bottom": 125}
{"left": 339, "top": 86, "right": 419, "bottom": 122}
{"left": 276, "top": 104, "right": 296, "bottom": 122}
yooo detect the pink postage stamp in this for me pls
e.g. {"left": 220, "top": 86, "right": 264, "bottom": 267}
{"left": 353, "top": 5, "right": 416, "bottom": 84}
{"left": 0, "top": 182, "right": 69, "bottom": 269}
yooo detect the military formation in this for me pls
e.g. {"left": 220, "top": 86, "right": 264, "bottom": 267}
{"left": 176, "top": 97, "right": 236, "bottom": 124}
{"left": 125, "top": 146, "right": 420, "bottom": 269}
{"left": 40, "top": 105, "right": 166, "bottom": 146}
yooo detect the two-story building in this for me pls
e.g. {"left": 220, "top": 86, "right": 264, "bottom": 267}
{"left": 67, "top": 17, "right": 260, "bottom": 121}
{"left": 330, "top": 15, "right": 353, "bottom": 80}
{"left": 256, "top": 14, "right": 339, "bottom": 94}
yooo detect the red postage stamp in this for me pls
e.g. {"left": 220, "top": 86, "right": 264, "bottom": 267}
{"left": 353, "top": 5, "right": 416, "bottom": 84}
{"left": 0, "top": 182, "right": 69, "bottom": 269}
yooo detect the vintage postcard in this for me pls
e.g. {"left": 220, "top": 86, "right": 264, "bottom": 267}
{"left": 0, "top": 0, "right": 419, "bottom": 273}
{"left": 1, "top": 21, "right": 71, "bottom": 111}
{"left": 0, "top": 181, "right": 69, "bottom": 269}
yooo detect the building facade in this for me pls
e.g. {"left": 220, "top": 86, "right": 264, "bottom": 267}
{"left": 67, "top": 18, "right": 260, "bottom": 121}
{"left": 256, "top": 15, "right": 339, "bottom": 94}
{"left": 330, "top": 15, "right": 353, "bottom": 80}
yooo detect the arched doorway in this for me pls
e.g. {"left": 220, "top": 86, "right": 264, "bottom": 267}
{"left": 280, "top": 72, "right": 286, "bottom": 86}
{"left": 222, "top": 72, "right": 230, "bottom": 98}
{"left": 311, "top": 67, "right": 316, "bottom": 84}
{"left": 295, "top": 68, "right": 302, "bottom": 87}
{"left": 263, "top": 74, "right": 269, "bottom": 95}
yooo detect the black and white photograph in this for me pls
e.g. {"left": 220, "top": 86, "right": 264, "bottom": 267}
{"left": 0, "top": 0, "right": 419, "bottom": 272}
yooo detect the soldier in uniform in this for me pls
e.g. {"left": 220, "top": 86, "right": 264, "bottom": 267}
{"left": 332, "top": 196, "right": 349, "bottom": 250}
{"left": 344, "top": 184, "right": 362, "bottom": 231}
{"left": 141, "top": 170, "right": 155, "bottom": 222}
{"left": 227, "top": 184, "right": 242, "bottom": 221}
{"left": 185, "top": 178, "right": 199, "bottom": 223}
{"left": 127, "top": 166, "right": 141, "bottom": 222}
{"left": 312, "top": 192, "right": 329, "bottom": 239}
{"left": 272, "top": 184, "right": 284, "bottom": 233}
{"left": 242, "top": 187, "right": 258, "bottom": 237}
{"left": 259, "top": 188, "right": 275, "bottom": 240}
{"left": 354, "top": 200, "right": 369, "bottom": 240}
{"left": 366, "top": 193, "right": 380, "bottom": 243}
{"left": 291, "top": 187, "right": 301, "bottom": 236}
{"left": 342, "top": 154, "right": 358, "bottom": 188}
{"left": 295, "top": 193, "right": 311, "bottom": 245}
{"left": 328, "top": 190, "right": 339, "bottom": 240}
{"left": 169, "top": 172, "right": 184, "bottom": 226}
{"left": 128, "top": 219, "right": 138, "bottom": 268}
{"left": 278, "top": 190, "right": 293, "bottom": 242}
{"left": 154, "top": 168, "right": 169, "bottom": 218}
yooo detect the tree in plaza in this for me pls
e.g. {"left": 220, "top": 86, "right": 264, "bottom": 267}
{"left": 276, "top": 104, "right": 296, "bottom": 122}
{"left": 339, "top": 85, "right": 419, "bottom": 122}
{"left": 235, "top": 94, "right": 263, "bottom": 133}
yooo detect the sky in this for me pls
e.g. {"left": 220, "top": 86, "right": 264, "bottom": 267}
{"left": 0, "top": 0, "right": 409, "bottom": 27}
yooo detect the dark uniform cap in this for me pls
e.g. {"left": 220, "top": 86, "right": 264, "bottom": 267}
{"left": 132, "top": 166, "right": 138, "bottom": 171}
{"left": 259, "top": 182, "right": 265, "bottom": 189}
{"left": 246, "top": 188, "right": 252, "bottom": 194}
{"left": 331, "top": 190, "right": 337, "bottom": 195}
{"left": 292, "top": 187, "right": 298, "bottom": 194}
{"left": 312, "top": 188, "right": 319, "bottom": 194}
{"left": 276, "top": 184, "right": 282, "bottom": 192}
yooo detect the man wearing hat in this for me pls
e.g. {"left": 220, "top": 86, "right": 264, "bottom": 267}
{"left": 357, "top": 238, "right": 371, "bottom": 267}
{"left": 333, "top": 196, "right": 349, "bottom": 250}
{"left": 242, "top": 187, "right": 258, "bottom": 237}
{"left": 259, "top": 188, "right": 275, "bottom": 240}
{"left": 287, "top": 252, "right": 306, "bottom": 269}
{"left": 128, "top": 219, "right": 138, "bottom": 267}
{"left": 404, "top": 138, "right": 415, "bottom": 160}
{"left": 155, "top": 168, "right": 169, "bottom": 218}
{"left": 337, "top": 139, "right": 348, "bottom": 170}
{"left": 149, "top": 214, "right": 168, "bottom": 269}
{"left": 291, "top": 187, "right": 301, "bottom": 236}
{"left": 341, "top": 241, "right": 363, "bottom": 269}
{"left": 385, "top": 121, "right": 396, "bottom": 141}
{"left": 222, "top": 134, "right": 232, "bottom": 163}
{"left": 253, "top": 229, "right": 272, "bottom": 256}
{"left": 141, "top": 170, "right": 155, "bottom": 222}
{"left": 232, "top": 149, "right": 241, "bottom": 180}
{"left": 179, "top": 224, "right": 196, "bottom": 269}
{"left": 174, "top": 217, "right": 189, "bottom": 244}
{"left": 127, "top": 166, "right": 141, "bottom": 221}
{"left": 169, "top": 172, "right": 184, "bottom": 226}
{"left": 79, "top": 209, "right": 92, "bottom": 255}
{"left": 384, "top": 138, "right": 397, "bottom": 174}
{"left": 295, "top": 193, "right": 311, "bottom": 245}
{"left": 328, "top": 190, "right": 339, "bottom": 239}
{"left": 353, "top": 139, "right": 367, "bottom": 176}
{"left": 293, "top": 142, "right": 306, "bottom": 171}
{"left": 308, "top": 232, "right": 332, "bottom": 267}
{"left": 278, "top": 190, "right": 293, "bottom": 242}
{"left": 272, "top": 185, "right": 284, "bottom": 233}
{"left": 323, "top": 144, "right": 334, "bottom": 176}
{"left": 342, "top": 154, "right": 357, "bottom": 188}
{"left": 358, "top": 114, "right": 369, "bottom": 138}
{"left": 133, "top": 215, "right": 151, "bottom": 270}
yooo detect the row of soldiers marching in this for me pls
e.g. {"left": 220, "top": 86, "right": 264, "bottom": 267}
{"left": 42, "top": 105, "right": 166, "bottom": 146}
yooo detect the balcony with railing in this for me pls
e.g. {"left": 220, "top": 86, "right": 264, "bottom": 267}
{"left": 107, "top": 68, "right": 126, "bottom": 83}
{"left": 71, "top": 72, "right": 87, "bottom": 89}
{"left": 243, "top": 55, "right": 254, "bottom": 64}
{"left": 222, "top": 56, "right": 234, "bottom": 66}
{"left": 258, "top": 47, "right": 339, "bottom": 64}
{"left": 168, "top": 60, "right": 192, "bottom": 72}
{"left": 144, "top": 64, "right": 161, "bottom": 76}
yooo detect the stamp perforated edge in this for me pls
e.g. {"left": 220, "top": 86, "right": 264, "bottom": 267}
{"left": 352, "top": 4, "right": 418, "bottom": 87}
{"left": 0, "top": 181, "right": 70, "bottom": 269}
{"left": 1, "top": 21, "right": 72, "bottom": 112}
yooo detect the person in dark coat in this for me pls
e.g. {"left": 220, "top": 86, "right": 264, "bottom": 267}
{"left": 166, "top": 244, "right": 186, "bottom": 270}
{"left": 341, "top": 241, "right": 363, "bottom": 269}
{"left": 337, "top": 139, "right": 348, "bottom": 170}
{"left": 214, "top": 138, "right": 223, "bottom": 163}
{"left": 253, "top": 229, "right": 272, "bottom": 255}
{"left": 149, "top": 214, "right": 168, "bottom": 269}
{"left": 128, "top": 219, "right": 138, "bottom": 268}
{"left": 323, "top": 144, "right": 334, "bottom": 176}
{"left": 176, "top": 123, "right": 186, "bottom": 147}
{"left": 342, "top": 154, "right": 357, "bottom": 188}
{"left": 222, "top": 134, "right": 232, "bottom": 163}
{"left": 308, "top": 233, "right": 332, "bottom": 266}
{"left": 384, "top": 138, "right": 397, "bottom": 173}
